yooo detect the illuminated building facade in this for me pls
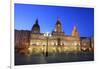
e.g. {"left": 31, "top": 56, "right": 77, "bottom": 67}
{"left": 15, "top": 18, "right": 93, "bottom": 53}
{"left": 15, "top": 30, "right": 30, "bottom": 52}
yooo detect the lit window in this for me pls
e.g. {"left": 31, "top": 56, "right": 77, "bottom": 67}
{"left": 42, "top": 43, "right": 46, "bottom": 46}
{"left": 36, "top": 42, "right": 39, "bottom": 45}
{"left": 74, "top": 42, "right": 77, "bottom": 46}
{"left": 84, "top": 43, "right": 86, "bottom": 46}
{"left": 52, "top": 42, "right": 54, "bottom": 45}
{"left": 56, "top": 42, "right": 57, "bottom": 45}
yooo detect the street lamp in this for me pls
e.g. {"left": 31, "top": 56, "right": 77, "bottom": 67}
{"left": 44, "top": 32, "right": 52, "bottom": 57}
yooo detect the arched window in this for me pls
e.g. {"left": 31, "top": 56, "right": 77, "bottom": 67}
{"left": 36, "top": 42, "right": 39, "bottom": 46}
{"left": 74, "top": 41, "right": 77, "bottom": 46}
{"left": 51, "top": 42, "right": 54, "bottom": 45}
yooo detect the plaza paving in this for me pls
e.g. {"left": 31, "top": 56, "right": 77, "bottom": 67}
{"left": 15, "top": 51, "right": 94, "bottom": 65}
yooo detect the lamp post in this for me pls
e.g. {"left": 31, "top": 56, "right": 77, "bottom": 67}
{"left": 44, "top": 32, "right": 51, "bottom": 57}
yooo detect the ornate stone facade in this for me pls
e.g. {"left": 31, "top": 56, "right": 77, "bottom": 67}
{"left": 15, "top": 18, "right": 93, "bottom": 53}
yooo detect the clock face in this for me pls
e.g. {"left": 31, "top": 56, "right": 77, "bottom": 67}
{"left": 58, "top": 24, "right": 60, "bottom": 27}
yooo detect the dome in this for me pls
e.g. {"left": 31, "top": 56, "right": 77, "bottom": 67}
{"left": 31, "top": 19, "right": 40, "bottom": 33}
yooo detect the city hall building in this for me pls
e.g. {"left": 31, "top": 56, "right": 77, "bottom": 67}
{"left": 15, "top": 18, "right": 93, "bottom": 54}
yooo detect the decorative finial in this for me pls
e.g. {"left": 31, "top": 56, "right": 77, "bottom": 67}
{"left": 35, "top": 18, "right": 38, "bottom": 24}
{"left": 57, "top": 16, "right": 60, "bottom": 21}
{"left": 73, "top": 25, "right": 77, "bottom": 32}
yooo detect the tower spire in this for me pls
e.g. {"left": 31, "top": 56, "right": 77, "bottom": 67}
{"left": 57, "top": 16, "right": 60, "bottom": 21}
{"left": 72, "top": 25, "right": 79, "bottom": 37}
{"left": 35, "top": 18, "right": 38, "bottom": 24}
{"left": 54, "top": 17, "right": 62, "bottom": 32}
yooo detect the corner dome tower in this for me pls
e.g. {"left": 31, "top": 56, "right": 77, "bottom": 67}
{"left": 31, "top": 19, "right": 40, "bottom": 33}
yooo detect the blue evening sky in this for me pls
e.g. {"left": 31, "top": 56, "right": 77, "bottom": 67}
{"left": 14, "top": 3, "right": 94, "bottom": 37}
